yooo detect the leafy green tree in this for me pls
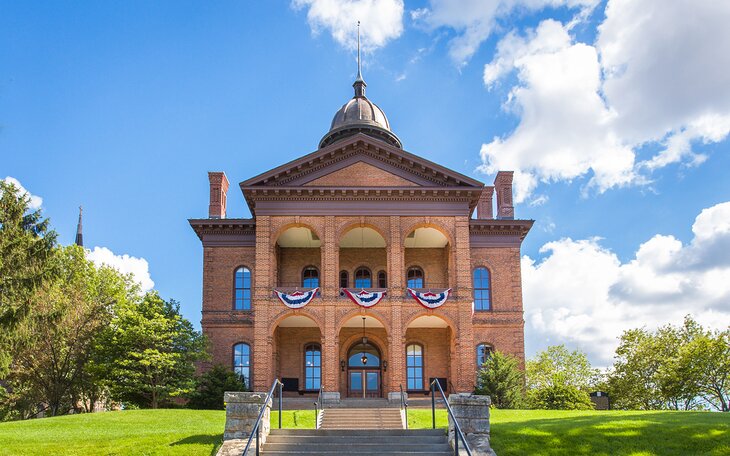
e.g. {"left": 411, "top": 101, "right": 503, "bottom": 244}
{"left": 99, "top": 292, "right": 207, "bottom": 408}
{"left": 676, "top": 328, "right": 730, "bottom": 412}
{"left": 526, "top": 345, "right": 596, "bottom": 410}
{"left": 3, "top": 246, "right": 135, "bottom": 417}
{"left": 187, "top": 364, "right": 247, "bottom": 410}
{"left": 0, "top": 180, "right": 57, "bottom": 375}
{"left": 475, "top": 351, "right": 524, "bottom": 408}
{"left": 608, "top": 317, "right": 705, "bottom": 410}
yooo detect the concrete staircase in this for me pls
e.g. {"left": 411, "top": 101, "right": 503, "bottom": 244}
{"left": 320, "top": 407, "right": 404, "bottom": 429}
{"left": 261, "top": 429, "right": 451, "bottom": 455}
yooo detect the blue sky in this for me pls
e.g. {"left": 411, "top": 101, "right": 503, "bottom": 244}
{"left": 3, "top": 0, "right": 729, "bottom": 365}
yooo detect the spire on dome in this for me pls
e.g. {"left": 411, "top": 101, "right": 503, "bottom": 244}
{"left": 75, "top": 206, "right": 83, "bottom": 247}
{"left": 353, "top": 21, "right": 366, "bottom": 98}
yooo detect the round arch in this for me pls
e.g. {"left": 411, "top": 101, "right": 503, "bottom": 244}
{"left": 336, "top": 309, "right": 391, "bottom": 335}
{"left": 337, "top": 221, "right": 390, "bottom": 247}
{"left": 401, "top": 221, "right": 454, "bottom": 246}
{"left": 272, "top": 223, "right": 323, "bottom": 247}
{"left": 269, "top": 310, "right": 324, "bottom": 335}
{"left": 404, "top": 312, "right": 458, "bottom": 331}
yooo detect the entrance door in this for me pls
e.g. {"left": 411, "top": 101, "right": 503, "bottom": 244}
{"left": 347, "top": 341, "right": 382, "bottom": 398}
{"left": 348, "top": 370, "right": 380, "bottom": 398}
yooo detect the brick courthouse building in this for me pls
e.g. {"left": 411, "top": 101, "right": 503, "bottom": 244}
{"left": 189, "top": 69, "right": 533, "bottom": 402}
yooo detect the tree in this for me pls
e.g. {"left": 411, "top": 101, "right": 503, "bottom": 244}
{"left": 608, "top": 317, "right": 706, "bottom": 410}
{"left": 475, "top": 351, "right": 524, "bottom": 408}
{"left": 4, "top": 246, "right": 135, "bottom": 417}
{"left": 677, "top": 329, "right": 730, "bottom": 412}
{"left": 0, "top": 180, "right": 57, "bottom": 375}
{"left": 187, "top": 364, "right": 247, "bottom": 410}
{"left": 99, "top": 292, "right": 207, "bottom": 408}
{"left": 526, "top": 345, "right": 596, "bottom": 410}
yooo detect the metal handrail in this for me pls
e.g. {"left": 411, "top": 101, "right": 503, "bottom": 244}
{"left": 430, "top": 379, "right": 473, "bottom": 456}
{"left": 399, "top": 384, "right": 409, "bottom": 430}
{"left": 242, "top": 378, "right": 283, "bottom": 456}
{"left": 314, "top": 386, "right": 324, "bottom": 429}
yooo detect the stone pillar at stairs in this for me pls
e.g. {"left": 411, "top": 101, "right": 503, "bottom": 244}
{"left": 218, "top": 391, "right": 272, "bottom": 456}
{"left": 448, "top": 393, "right": 497, "bottom": 456}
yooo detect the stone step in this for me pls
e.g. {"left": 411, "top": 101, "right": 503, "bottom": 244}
{"left": 268, "top": 429, "right": 445, "bottom": 436}
{"left": 263, "top": 443, "right": 451, "bottom": 452}
{"left": 265, "top": 435, "right": 446, "bottom": 444}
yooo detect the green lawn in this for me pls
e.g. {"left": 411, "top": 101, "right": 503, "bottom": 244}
{"left": 0, "top": 408, "right": 728, "bottom": 455}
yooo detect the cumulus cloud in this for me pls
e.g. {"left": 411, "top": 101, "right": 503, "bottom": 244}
{"left": 478, "top": 0, "right": 730, "bottom": 202}
{"left": 292, "top": 0, "right": 404, "bottom": 51}
{"left": 87, "top": 246, "right": 154, "bottom": 292}
{"left": 2, "top": 176, "right": 43, "bottom": 210}
{"left": 523, "top": 201, "right": 730, "bottom": 366}
{"left": 413, "top": 0, "right": 597, "bottom": 66}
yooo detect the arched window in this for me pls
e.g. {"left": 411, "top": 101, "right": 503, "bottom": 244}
{"left": 473, "top": 267, "right": 491, "bottom": 311}
{"left": 377, "top": 270, "right": 387, "bottom": 288}
{"left": 406, "top": 344, "right": 424, "bottom": 390}
{"left": 354, "top": 267, "right": 372, "bottom": 288}
{"left": 302, "top": 266, "right": 319, "bottom": 288}
{"left": 233, "top": 343, "right": 251, "bottom": 388}
{"left": 476, "top": 344, "right": 493, "bottom": 368}
{"left": 304, "top": 343, "right": 321, "bottom": 390}
{"left": 339, "top": 270, "right": 349, "bottom": 289}
{"left": 407, "top": 267, "right": 424, "bottom": 288}
{"left": 234, "top": 267, "right": 251, "bottom": 310}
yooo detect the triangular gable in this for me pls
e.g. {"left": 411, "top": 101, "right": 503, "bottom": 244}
{"left": 240, "top": 133, "right": 484, "bottom": 189}
{"left": 303, "top": 161, "right": 419, "bottom": 187}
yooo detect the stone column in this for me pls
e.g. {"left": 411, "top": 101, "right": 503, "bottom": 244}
{"left": 448, "top": 394, "right": 496, "bottom": 456}
{"left": 219, "top": 392, "right": 272, "bottom": 456}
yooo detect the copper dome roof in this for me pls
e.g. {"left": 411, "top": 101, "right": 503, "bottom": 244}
{"left": 319, "top": 76, "right": 402, "bottom": 149}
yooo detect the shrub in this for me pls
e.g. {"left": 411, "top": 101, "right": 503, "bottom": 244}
{"left": 187, "top": 364, "right": 247, "bottom": 410}
{"left": 527, "top": 383, "right": 594, "bottom": 410}
{"left": 475, "top": 351, "right": 524, "bottom": 408}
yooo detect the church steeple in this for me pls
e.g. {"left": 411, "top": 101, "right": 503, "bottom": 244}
{"left": 75, "top": 206, "right": 83, "bottom": 247}
{"left": 353, "top": 21, "right": 366, "bottom": 98}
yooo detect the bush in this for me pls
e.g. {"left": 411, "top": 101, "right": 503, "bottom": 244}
{"left": 527, "top": 383, "right": 594, "bottom": 410}
{"left": 475, "top": 351, "right": 524, "bottom": 408}
{"left": 187, "top": 364, "right": 247, "bottom": 410}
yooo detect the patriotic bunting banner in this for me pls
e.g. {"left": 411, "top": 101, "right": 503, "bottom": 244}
{"left": 343, "top": 288, "right": 386, "bottom": 308}
{"left": 274, "top": 288, "right": 319, "bottom": 309}
{"left": 407, "top": 288, "right": 452, "bottom": 309}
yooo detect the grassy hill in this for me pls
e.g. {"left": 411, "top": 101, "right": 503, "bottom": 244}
{"left": 0, "top": 408, "right": 727, "bottom": 455}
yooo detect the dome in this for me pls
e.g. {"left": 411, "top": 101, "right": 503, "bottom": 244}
{"left": 319, "top": 78, "right": 402, "bottom": 149}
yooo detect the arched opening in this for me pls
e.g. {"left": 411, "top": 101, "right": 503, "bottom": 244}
{"left": 339, "top": 226, "right": 387, "bottom": 293}
{"left": 273, "top": 314, "right": 322, "bottom": 396}
{"left": 405, "top": 315, "right": 453, "bottom": 394}
{"left": 339, "top": 315, "right": 387, "bottom": 398}
{"left": 404, "top": 227, "right": 450, "bottom": 290}
{"left": 275, "top": 226, "right": 321, "bottom": 290}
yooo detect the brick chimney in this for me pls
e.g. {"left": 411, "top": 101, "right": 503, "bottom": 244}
{"left": 477, "top": 186, "right": 494, "bottom": 219}
{"left": 494, "top": 171, "right": 515, "bottom": 220}
{"left": 208, "top": 172, "right": 230, "bottom": 219}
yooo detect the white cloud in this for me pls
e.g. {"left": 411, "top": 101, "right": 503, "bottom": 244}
{"left": 478, "top": 20, "right": 636, "bottom": 202}
{"left": 413, "top": 0, "right": 597, "bottom": 66}
{"left": 2, "top": 176, "right": 43, "bottom": 210}
{"left": 523, "top": 201, "right": 730, "bottom": 366}
{"left": 87, "top": 246, "right": 154, "bottom": 292}
{"left": 292, "top": 0, "right": 404, "bottom": 51}
{"left": 477, "top": 1, "right": 730, "bottom": 202}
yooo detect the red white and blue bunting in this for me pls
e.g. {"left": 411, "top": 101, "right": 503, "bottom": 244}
{"left": 274, "top": 288, "right": 319, "bottom": 309}
{"left": 343, "top": 289, "right": 386, "bottom": 308}
{"left": 407, "top": 288, "right": 452, "bottom": 309}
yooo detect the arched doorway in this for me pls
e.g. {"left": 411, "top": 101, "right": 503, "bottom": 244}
{"left": 347, "top": 340, "right": 382, "bottom": 398}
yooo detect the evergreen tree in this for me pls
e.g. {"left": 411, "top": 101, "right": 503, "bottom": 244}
{"left": 0, "top": 180, "right": 57, "bottom": 375}
{"left": 475, "top": 351, "right": 524, "bottom": 408}
{"left": 187, "top": 364, "right": 247, "bottom": 410}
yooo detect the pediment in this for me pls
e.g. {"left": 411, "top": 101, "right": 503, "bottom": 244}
{"left": 303, "top": 161, "right": 420, "bottom": 187}
{"left": 240, "top": 133, "right": 484, "bottom": 189}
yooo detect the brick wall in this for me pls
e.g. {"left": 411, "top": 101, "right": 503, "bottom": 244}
{"left": 404, "top": 247, "right": 449, "bottom": 287}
